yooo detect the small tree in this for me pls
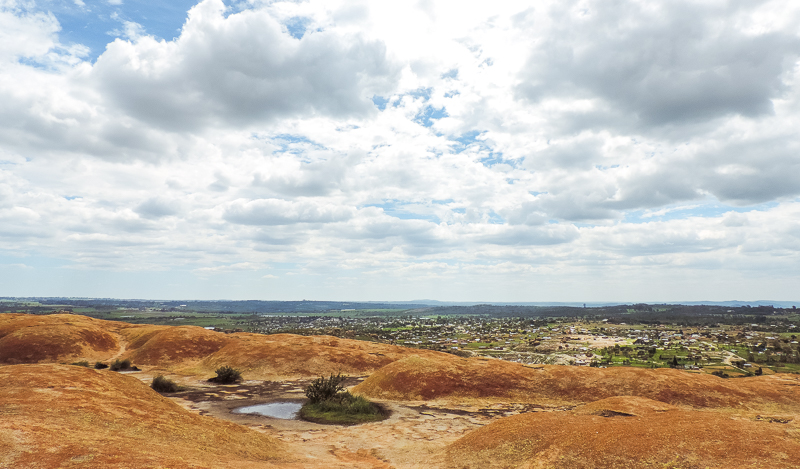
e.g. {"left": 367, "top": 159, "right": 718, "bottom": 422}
{"left": 151, "top": 375, "right": 180, "bottom": 393}
{"left": 212, "top": 366, "right": 242, "bottom": 384}
{"left": 305, "top": 372, "right": 347, "bottom": 404}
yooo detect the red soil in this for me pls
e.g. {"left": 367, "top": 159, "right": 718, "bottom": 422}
{"left": 353, "top": 354, "right": 800, "bottom": 412}
{"left": 0, "top": 364, "right": 295, "bottom": 468}
{"left": 124, "top": 325, "right": 230, "bottom": 365}
{"left": 0, "top": 314, "right": 448, "bottom": 380}
{"left": 446, "top": 396, "right": 800, "bottom": 468}
{"left": 197, "top": 332, "right": 449, "bottom": 379}
{"left": 0, "top": 314, "right": 119, "bottom": 364}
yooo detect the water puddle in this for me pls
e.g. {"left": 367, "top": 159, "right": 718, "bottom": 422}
{"left": 232, "top": 402, "right": 303, "bottom": 419}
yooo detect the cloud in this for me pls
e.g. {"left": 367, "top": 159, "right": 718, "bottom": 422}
{"left": 516, "top": 1, "right": 800, "bottom": 129}
{"left": 0, "top": 0, "right": 799, "bottom": 300}
{"left": 193, "top": 262, "right": 259, "bottom": 274}
{"left": 224, "top": 198, "right": 354, "bottom": 225}
{"left": 134, "top": 197, "right": 180, "bottom": 219}
{"left": 0, "top": 2, "right": 59, "bottom": 61}
{"left": 475, "top": 224, "right": 580, "bottom": 246}
{"left": 90, "top": 0, "right": 400, "bottom": 131}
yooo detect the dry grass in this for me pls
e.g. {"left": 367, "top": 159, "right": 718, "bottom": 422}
{"left": 194, "top": 332, "right": 449, "bottom": 380}
{"left": 0, "top": 314, "right": 119, "bottom": 364}
{"left": 353, "top": 354, "right": 800, "bottom": 412}
{"left": 446, "top": 396, "right": 800, "bottom": 469}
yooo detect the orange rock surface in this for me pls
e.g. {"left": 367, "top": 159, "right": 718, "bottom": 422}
{"left": 353, "top": 354, "right": 800, "bottom": 412}
{"left": 446, "top": 396, "right": 800, "bottom": 468}
{"left": 0, "top": 314, "right": 119, "bottom": 364}
{"left": 0, "top": 364, "right": 295, "bottom": 468}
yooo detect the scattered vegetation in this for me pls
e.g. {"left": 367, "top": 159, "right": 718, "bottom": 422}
{"left": 94, "top": 362, "right": 108, "bottom": 369}
{"left": 151, "top": 375, "right": 181, "bottom": 393}
{"left": 70, "top": 360, "right": 90, "bottom": 367}
{"left": 300, "top": 373, "right": 386, "bottom": 425}
{"left": 209, "top": 365, "right": 242, "bottom": 384}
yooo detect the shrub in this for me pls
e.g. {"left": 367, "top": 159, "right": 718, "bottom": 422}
{"left": 71, "top": 361, "right": 90, "bottom": 367}
{"left": 305, "top": 372, "right": 347, "bottom": 404}
{"left": 151, "top": 375, "right": 180, "bottom": 393}
{"left": 300, "top": 391, "right": 385, "bottom": 424}
{"left": 110, "top": 358, "right": 132, "bottom": 371}
{"left": 94, "top": 362, "right": 109, "bottom": 369}
{"left": 300, "top": 372, "right": 387, "bottom": 425}
{"left": 211, "top": 365, "right": 242, "bottom": 384}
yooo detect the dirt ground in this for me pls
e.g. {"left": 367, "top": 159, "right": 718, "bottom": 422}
{"left": 136, "top": 373, "right": 561, "bottom": 469}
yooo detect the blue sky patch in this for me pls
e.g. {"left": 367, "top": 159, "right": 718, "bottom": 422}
{"left": 36, "top": 0, "right": 203, "bottom": 61}
{"left": 623, "top": 201, "right": 780, "bottom": 224}
{"left": 441, "top": 69, "right": 458, "bottom": 79}
{"left": 284, "top": 16, "right": 311, "bottom": 39}
{"left": 371, "top": 95, "right": 389, "bottom": 111}
{"left": 451, "top": 130, "right": 485, "bottom": 152}
{"left": 365, "top": 201, "right": 440, "bottom": 222}
{"left": 406, "top": 87, "right": 433, "bottom": 101}
{"left": 269, "top": 134, "right": 325, "bottom": 155}
{"left": 414, "top": 105, "right": 448, "bottom": 127}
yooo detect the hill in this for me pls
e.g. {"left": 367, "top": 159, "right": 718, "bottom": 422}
{"left": 0, "top": 364, "right": 295, "bottom": 468}
{"left": 0, "top": 313, "right": 449, "bottom": 379}
{"left": 352, "top": 354, "right": 800, "bottom": 412}
{"left": 0, "top": 314, "right": 120, "bottom": 364}
{"left": 446, "top": 396, "right": 800, "bottom": 468}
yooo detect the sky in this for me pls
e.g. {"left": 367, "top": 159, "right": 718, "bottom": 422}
{"left": 0, "top": 0, "right": 799, "bottom": 302}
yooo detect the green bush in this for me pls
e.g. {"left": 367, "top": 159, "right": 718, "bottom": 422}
{"left": 94, "top": 362, "right": 108, "bottom": 369}
{"left": 300, "top": 392, "right": 385, "bottom": 424}
{"left": 300, "top": 373, "right": 386, "bottom": 424}
{"left": 151, "top": 375, "right": 180, "bottom": 393}
{"left": 70, "top": 360, "right": 90, "bottom": 367}
{"left": 211, "top": 365, "right": 242, "bottom": 384}
{"left": 110, "top": 358, "right": 132, "bottom": 371}
{"left": 305, "top": 372, "right": 347, "bottom": 404}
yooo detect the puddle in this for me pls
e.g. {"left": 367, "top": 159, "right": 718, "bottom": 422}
{"left": 232, "top": 402, "right": 303, "bottom": 419}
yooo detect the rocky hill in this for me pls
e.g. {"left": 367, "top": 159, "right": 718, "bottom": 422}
{"left": 352, "top": 354, "right": 800, "bottom": 412}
